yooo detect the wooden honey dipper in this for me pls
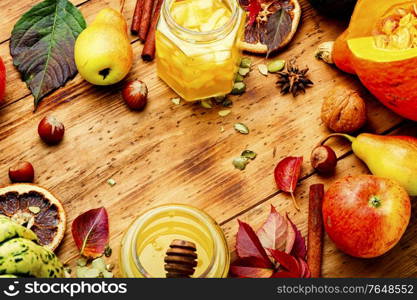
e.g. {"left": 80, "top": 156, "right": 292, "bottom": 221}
{"left": 164, "top": 239, "right": 198, "bottom": 278}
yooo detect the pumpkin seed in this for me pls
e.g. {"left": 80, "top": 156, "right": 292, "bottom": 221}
{"left": 222, "top": 97, "right": 233, "bottom": 107}
{"left": 76, "top": 266, "right": 100, "bottom": 278}
{"left": 258, "top": 64, "right": 268, "bottom": 76}
{"left": 200, "top": 99, "right": 213, "bottom": 109}
{"left": 220, "top": 126, "right": 225, "bottom": 133}
{"left": 171, "top": 97, "right": 181, "bottom": 105}
{"left": 218, "top": 110, "right": 231, "bottom": 117}
{"left": 107, "top": 178, "right": 116, "bottom": 186}
{"left": 268, "top": 59, "right": 286, "bottom": 73}
{"left": 28, "top": 206, "right": 41, "bottom": 214}
{"left": 238, "top": 67, "right": 250, "bottom": 77}
{"left": 241, "top": 150, "right": 257, "bottom": 160}
{"left": 382, "top": 19, "right": 396, "bottom": 35}
{"left": 213, "top": 95, "right": 226, "bottom": 103}
{"left": 234, "top": 123, "right": 250, "bottom": 135}
{"left": 231, "top": 82, "right": 246, "bottom": 95}
{"left": 233, "top": 157, "right": 249, "bottom": 170}
{"left": 240, "top": 57, "right": 252, "bottom": 68}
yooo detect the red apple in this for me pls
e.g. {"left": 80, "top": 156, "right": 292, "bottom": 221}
{"left": 0, "top": 57, "right": 5, "bottom": 103}
{"left": 323, "top": 175, "right": 410, "bottom": 258}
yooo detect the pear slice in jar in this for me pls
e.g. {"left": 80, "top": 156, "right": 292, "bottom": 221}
{"left": 239, "top": 0, "right": 301, "bottom": 54}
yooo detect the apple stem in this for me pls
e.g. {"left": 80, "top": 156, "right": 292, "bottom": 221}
{"left": 318, "top": 133, "right": 356, "bottom": 147}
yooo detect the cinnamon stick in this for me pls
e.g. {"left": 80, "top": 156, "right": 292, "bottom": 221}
{"left": 141, "top": 0, "right": 163, "bottom": 61}
{"left": 307, "top": 184, "right": 325, "bottom": 278}
{"left": 139, "top": 0, "right": 156, "bottom": 42}
{"left": 131, "top": 0, "right": 144, "bottom": 35}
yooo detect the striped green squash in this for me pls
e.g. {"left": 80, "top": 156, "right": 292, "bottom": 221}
{"left": 0, "top": 216, "right": 65, "bottom": 278}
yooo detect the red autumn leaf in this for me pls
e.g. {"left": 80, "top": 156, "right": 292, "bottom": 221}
{"left": 257, "top": 205, "right": 295, "bottom": 256}
{"left": 247, "top": 0, "right": 261, "bottom": 26}
{"left": 236, "top": 220, "right": 273, "bottom": 268}
{"left": 72, "top": 207, "right": 109, "bottom": 258}
{"left": 274, "top": 156, "right": 303, "bottom": 210}
{"left": 269, "top": 249, "right": 301, "bottom": 277}
{"left": 230, "top": 258, "right": 274, "bottom": 278}
{"left": 287, "top": 214, "right": 307, "bottom": 259}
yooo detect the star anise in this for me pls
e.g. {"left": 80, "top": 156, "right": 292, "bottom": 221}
{"left": 276, "top": 60, "right": 313, "bottom": 97}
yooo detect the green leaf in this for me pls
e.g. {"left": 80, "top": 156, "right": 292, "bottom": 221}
{"left": 10, "top": 0, "right": 86, "bottom": 110}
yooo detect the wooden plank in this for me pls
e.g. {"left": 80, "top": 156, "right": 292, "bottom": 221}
{"left": 221, "top": 124, "right": 417, "bottom": 278}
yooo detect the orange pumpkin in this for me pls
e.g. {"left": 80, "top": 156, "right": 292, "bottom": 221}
{"left": 333, "top": 0, "right": 417, "bottom": 121}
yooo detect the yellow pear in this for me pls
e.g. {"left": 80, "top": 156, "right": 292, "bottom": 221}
{"left": 74, "top": 8, "right": 133, "bottom": 85}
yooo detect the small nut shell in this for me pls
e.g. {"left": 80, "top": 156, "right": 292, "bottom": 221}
{"left": 321, "top": 88, "right": 367, "bottom": 133}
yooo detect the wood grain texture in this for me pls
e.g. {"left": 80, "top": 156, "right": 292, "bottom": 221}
{"left": 0, "top": 0, "right": 89, "bottom": 44}
{"left": 0, "top": 0, "right": 413, "bottom": 278}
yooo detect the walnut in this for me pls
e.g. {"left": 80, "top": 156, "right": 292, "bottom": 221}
{"left": 321, "top": 88, "right": 367, "bottom": 133}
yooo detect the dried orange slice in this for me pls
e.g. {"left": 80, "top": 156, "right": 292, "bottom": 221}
{"left": 240, "top": 0, "right": 301, "bottom": 54}
{"left": 0, "top": 184, "right": 66, "bottom": 251}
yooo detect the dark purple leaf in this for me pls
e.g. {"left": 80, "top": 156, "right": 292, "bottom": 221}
{"left": 264, "top": 8, "right": 292, "bottom": 56}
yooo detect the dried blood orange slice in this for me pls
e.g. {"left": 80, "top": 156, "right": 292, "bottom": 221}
{"left": 0, "top": 184, "right": 66, "bottom": 251}
{"left": 239, "top": 0, "right": 301, "bottom": 54}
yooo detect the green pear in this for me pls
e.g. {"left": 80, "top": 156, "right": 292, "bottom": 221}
{"left": 74, "top": 8, "right": 133, "bottom": 85}
{"left": 322, "top": 133, "right": 417, "bottom": 196}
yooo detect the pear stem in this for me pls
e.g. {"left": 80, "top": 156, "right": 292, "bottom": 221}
{"left": 318, "top": 133, "right": 356, "bottom": 148}
{"left": 120, "top": 0, "right": 126, "bottom": 13}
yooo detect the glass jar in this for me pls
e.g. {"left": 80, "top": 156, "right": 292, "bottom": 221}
{"left": 155, "top": 0, "right": 246, "bottom": 101}
{"left": 120, "top": 204, "right": 230, "bottom": 278}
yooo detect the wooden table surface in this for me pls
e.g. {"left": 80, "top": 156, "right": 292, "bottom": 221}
{"left": 0, "top": 0, "right": 416, "bottom": 278}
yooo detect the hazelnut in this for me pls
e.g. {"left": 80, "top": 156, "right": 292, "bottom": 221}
{"left": 321, "top": 88, "right": 367, "bottom": 133}
{"left": 311, "top": 145, "right": 337, "bottom": 174}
